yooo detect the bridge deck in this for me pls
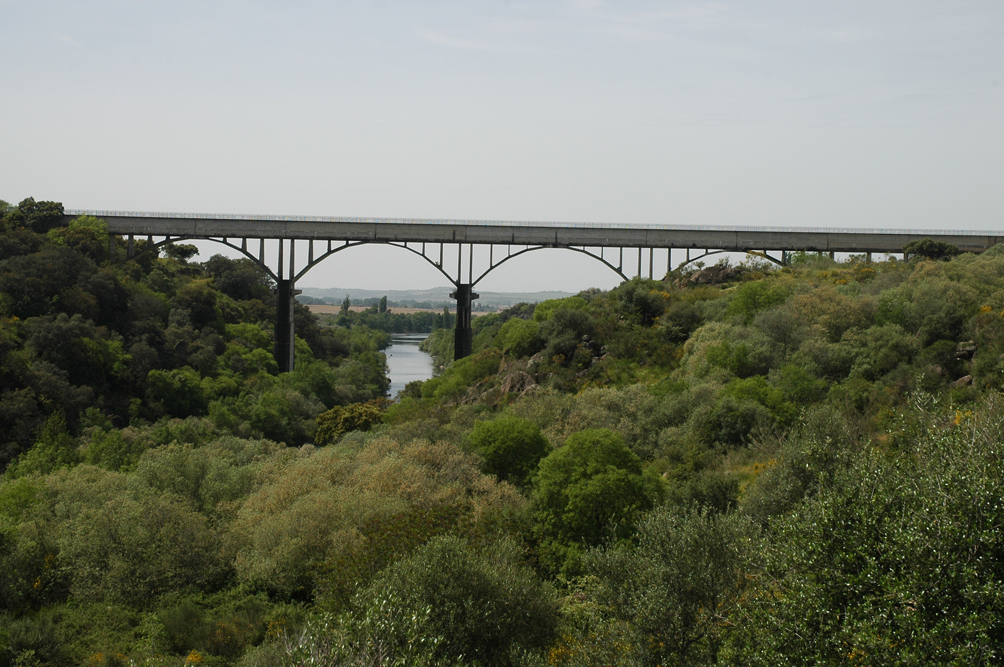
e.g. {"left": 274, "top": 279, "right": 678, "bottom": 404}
{"left": 66, "top": 210, "right": 1001, "bottom": 254}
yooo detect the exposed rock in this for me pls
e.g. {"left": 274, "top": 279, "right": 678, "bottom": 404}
{"left": 686, "top": 264, "right": 746, "bottom": 286}
{"left": 953, "top": 375, "right": 974, "bottom": 388}
{"left": 956, "top": 341, "right": 978, "bottom": 359}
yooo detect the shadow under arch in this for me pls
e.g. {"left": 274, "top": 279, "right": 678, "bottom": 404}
{"left": 676, "top": 249, "right": 784, "bottom": 271}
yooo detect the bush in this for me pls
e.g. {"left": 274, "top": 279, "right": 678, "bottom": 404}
{"left": 727, "top": 280, "right": 789, "bottom": 324}
{"left": 732, "top": 399, "right": 1004, "bottom": 664}
{"left": 43, "top": 465, "right": 224, "bottom": 605}
{"left": 468, "top": 417, "right": 550, "bottom": 486}
{"left": 903, "top": 238, "right": 961, "bottom": 260}
{"left": 582, "top": 505, "right": 754, "bottom": 666}
{"left": 496, "top": 318, "right": 544, "bottom": 358}
{"left": 315, "top": 399, "right": 387, "bottom": 445}
{"left": 356, "top": 536, "right": 559, "bottom": 666}
{"left": 699, "top": 396, "right": 770, "bottom": 448}
{"left": 532, "top": 429, "right": 661, "bottom": 575}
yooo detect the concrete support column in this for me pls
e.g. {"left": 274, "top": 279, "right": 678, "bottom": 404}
{"left": 274, "top": 279, "right": 298, "bottom": 373}
{"left": 450, "top": 283, "right": 479, "bottom": 360}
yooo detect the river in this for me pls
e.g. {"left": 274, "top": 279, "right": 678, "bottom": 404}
{"left": 385, "top": 333, "right": 435, "bottom": 399}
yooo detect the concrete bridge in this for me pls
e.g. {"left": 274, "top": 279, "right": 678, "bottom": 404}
{"left": 66, "top": 209, "right": 1002, "bottom": 370}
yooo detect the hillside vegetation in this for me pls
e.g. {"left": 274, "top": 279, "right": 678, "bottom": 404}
{"left": 2, "top": 198, "right": 1004, "bottom": 665}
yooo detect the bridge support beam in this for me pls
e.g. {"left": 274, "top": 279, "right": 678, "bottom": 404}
{"left": 274, "top": 279, "right": 299, "bottom": 373}
{"left": 450, "top": 283, "right": 479, "bottom": 360}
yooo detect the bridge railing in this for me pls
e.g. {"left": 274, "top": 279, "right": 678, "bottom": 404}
{"left": 64, "top": 209, "right": 1001, "bottom": 238}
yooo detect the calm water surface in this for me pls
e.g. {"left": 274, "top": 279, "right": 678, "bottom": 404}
{"left": 386, "top": 334, "right": 434, "bottom": 399}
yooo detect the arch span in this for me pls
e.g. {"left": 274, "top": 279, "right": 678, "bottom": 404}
{"left": 676, "top": 249, "right": 785, "bottom": 271}
{"left": 123, "top": 235, "right": 688, "bottom": 368}
{"left": 133, "top": 236, "right": 281, "bottom": 282}
{"left": 295, "top": 241, "right": 456, "bottom": 286}
{"left": 469, "top": 245, "right": 629, "bottom": 286}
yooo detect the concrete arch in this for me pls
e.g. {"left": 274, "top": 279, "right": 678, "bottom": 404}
{"left": 135, "top": 236, "right": 281, "bottom": 283}
{"left": 677, "top": 249, "right": 784, "bottom": 271}
{"left": 295, "top": 241, "right": 457, "bottom": 285}
{"left": 470, "top": 245, "right": 630, "bottom": 287}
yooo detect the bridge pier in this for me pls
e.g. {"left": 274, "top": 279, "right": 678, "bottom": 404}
{"left": 274, "top": 279, "right": 299, "bottom": 372}
{"left": 450, "top": 283, "right": 479, "bottom": 360}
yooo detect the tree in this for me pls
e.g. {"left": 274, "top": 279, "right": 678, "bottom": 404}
{"left": 496, "top": 318, "right": 544, "bottom": 358}
{"left": 5, "top": 413, "right": 79, "bottom": 478}
{"left": 468, "top": 416, "right": 550, "bottom": 486}
{"left": 727, "top": 280, "right": 789, "bottom": 324}
{"left": 203, "top": 255, "right": 273, "bottom": 301}
{"left": 3, "top": 198, "right": 64, "bottom": 234}
{"left": 146, "top": 367, "right": 208, "bottom": 417}
{"left": 314, "top": 399, "right": 387, "bottom": 445}
{"left": 46, "top": 215, "right": 109, "bottom": 262}
{"left": 379, "top": 295, "right": 388, "bottom": 313}
{"left": 340, "top": 295, "right": 351, "bottom": 316}
{"left": 163, "top": 243, "right": 199, "bottom": 262}
{"left": 171, "top": 280, "right": 220, "bottom": 331}
{"left": 731, "top": 400, "right": 1004, "bottom": 665}
{"left": 571, "top": 506, "right": 754, "bottom": 666}
{"left": 903, "top": 238, "right": 961, "bottom": 261}
{"left": 532, "top": 429, "right": 661, "bottom": 575}
{"left": 355, "top": 536, "right": 559, "bottom": 666}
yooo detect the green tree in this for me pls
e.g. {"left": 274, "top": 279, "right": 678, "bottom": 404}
{"left": 3, "top": 198, "right": 64, "bottom": 234}
{"left": 468, "top": 416, "right": 550, "bottom": 486}
{"left": 163, "top": 243, "right": 199, "bottom": 262}
{"left": 582, "top": 505, "right": 754, "bottom": 666}
{"left": 46, "top": 215, "right": 109, "bottom": 262}
{"left": 6, "top": 413, "right": 79, "bottom": 478}
{"left": 496, "top": 318, "right": 544, "bottom": 358}
{"left": 731, "top": 401, "right": 1004, "bottom": 665}
{"left": 314, "top": 399, "right": 387, "bottom": 445}
{"left": 532, "top": 429, "right": 661, "bottom": 575}
{"left": 379, "top": 295, "right": 388, "bottom": 313}
{"left": 727, "top": 280, "right": 789, "bottom": 324}
{"left": 355, "top": 536, "right": 559, "bottom": 666}
{"left": 203, "top": 255, "right": 274, "bottom": 301}
{"left": 147, "top": 367, "right": 208, "bottom": 417}
{"left": 903, "top": 238, "right": 961, "bottom": 260}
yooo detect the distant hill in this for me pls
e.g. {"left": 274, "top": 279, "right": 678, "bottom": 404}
{"left": 298, "top": 286, "right": 576, "bottom": 308}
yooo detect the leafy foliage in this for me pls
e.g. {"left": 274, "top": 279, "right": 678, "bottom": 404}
{"left": 532, "top": 429, "right": 661, "bottom": 575}
{"left": 468, "top": 416, "right": 550, "bottom": 486}
{"left": 314, "top": 399, "right": 388, "bottom": 445}
{"left": 5, "top": 195, "right": 1004, "bottom": 664}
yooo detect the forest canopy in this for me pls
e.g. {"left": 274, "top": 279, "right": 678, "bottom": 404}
{"left": 2, "top": 198, "right": 1004, "bottom": 666}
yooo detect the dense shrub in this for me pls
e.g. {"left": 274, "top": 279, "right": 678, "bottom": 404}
{"left": 355, "top": 536, "right": 559, "bottom": 666}
{"left": 532, "top": 429, "right": 661, "bottom": 575}
{"left": 468, "top": 416, "right": 550, "bottom": 485}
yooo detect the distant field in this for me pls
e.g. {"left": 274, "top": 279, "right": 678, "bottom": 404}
{"left": 308, "top": 305, "right": 444, "bottom": 315}
{"left": 308, "top": 304, "right": 496, "bottom": 316}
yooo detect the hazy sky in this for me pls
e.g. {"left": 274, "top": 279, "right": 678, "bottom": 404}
{"left": 2, "top": 1, "right": 1002, "bottom": 292}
